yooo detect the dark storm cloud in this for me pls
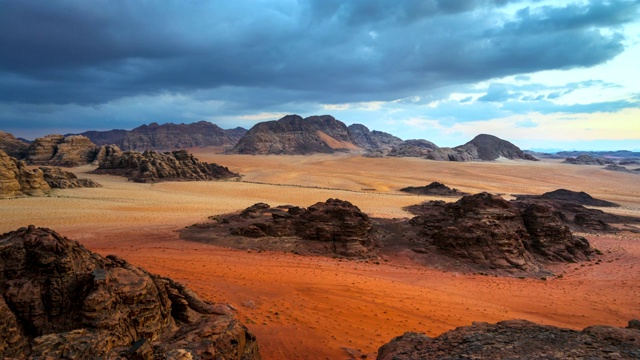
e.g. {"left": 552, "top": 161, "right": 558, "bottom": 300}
{"left": 0, "top": 0, "right": 637, "bottom": 109}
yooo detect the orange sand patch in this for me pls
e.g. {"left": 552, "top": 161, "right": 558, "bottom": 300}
{"left": 2, "top": 153, "right": 640, "bottom": 359}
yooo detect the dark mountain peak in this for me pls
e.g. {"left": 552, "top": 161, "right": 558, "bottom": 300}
{"left": 456, "top": 134, "right": 538, "bottom": 161}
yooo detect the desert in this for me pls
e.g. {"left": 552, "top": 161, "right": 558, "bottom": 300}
{"left": 2, "top": 149, "right": 640, "bottom": 359}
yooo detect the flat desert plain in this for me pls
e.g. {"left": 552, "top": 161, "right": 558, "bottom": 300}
{"left": 2, "top": 151, "right": 640, "bottom": 359}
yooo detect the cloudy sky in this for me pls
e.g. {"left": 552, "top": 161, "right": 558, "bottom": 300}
{"left": 1, "top": 0, "right": 639, "bottom": 150}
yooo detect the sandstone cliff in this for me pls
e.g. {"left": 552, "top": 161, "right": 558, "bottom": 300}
{"left": 0, "top": 131, "right": 29, "bottom": 159}
{"left": 0, "top": 149, "right": 50, "bottom": 198}
{"left": 94, "top": 149, "right": 240, "bottom": 183}
{"left": 40, "top": 167, "right": 101, "bottom": 189}
{"left": 0, "top": 225, "right": 260, "bottom": 359}
{"left": 81, "top": 121, "right": 247, "bottom": 151}
{"left": 378, "top": 319, "right": 640, "bottom": 360}
{"left": 25, "top": 134, "right": 101, "bottom": 166}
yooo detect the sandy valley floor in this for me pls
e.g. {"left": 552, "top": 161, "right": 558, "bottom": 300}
{"left": 2, "top": 151, "right": 640, "bottom": 359}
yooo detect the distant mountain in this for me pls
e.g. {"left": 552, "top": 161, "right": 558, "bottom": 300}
{"left": 347, "top": 124, "right": 403, "bottom": 152}
{"left": 79, "top": 121, "right": 246, "bottom": 151}
{"left": 421, "top": 134, "right": 538, "bottom": 162}
{"left": 556, "top": 150, "right": 640, "bottom": 159}
{"left": 229, "top": 114, "right": 361, "bottom": 155}
{"left": 387, "top": 139, "right": 438, "bottom": 157}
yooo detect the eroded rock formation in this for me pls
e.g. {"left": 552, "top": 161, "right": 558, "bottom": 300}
{"left": 0, "top": 131, "right": 29, "bottom": 159}
{"left": 40, "top": 167, "right": 101, "bottom": 189}
{"left": 399, "top": 182, "right": 469, "bottom": 196}
{"left": 515, "top": 189, "right": 619, "bottom": 207}
{"left": 0, "top": 226, "right": 260, "bottom": 359}
{"left": 377, "top": 319, "right": 640, "bottom": 360}
{"left": 348, "top": 124, "right": 403, "bottom": 154}
{"left": 25, "top": 135, "right": 100, "bottom": 166}
{"left": 564, "top": 154, "right": 613, "bottom": 165}
{"left": 406, "top": 192, "right": 592, "bottom": 273}
{"left": 387, "top": 139, "right": 439, "bottom": 157}
{"left": 423, "top": 134, "right": 538, "bottom": 162}
{"left": 0, "top": 149, "right": 50, "bottom": 198}
{"left": 181, "top": 199, "right": 379, "bottom": 258}
{"left": 93, "top": 149, "right": 240, "bottom": 183}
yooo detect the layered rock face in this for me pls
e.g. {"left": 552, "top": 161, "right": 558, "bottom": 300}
{"left": 399, "top": 182, "right": 468, "bottom": 196}
{"left": 229, "top": 115, "right": 359, "bottom": 154}
{"left": 40, "top": 167, "right": 101, "bottom": 189}
{"left": 0, "top": 131, "right": 29, "bottom": 158}
{"left": 0, "top": 226, "right": 260, "bottom": 360}
{"left": 94, "top": 149, "right": 240, "bottom": 183}
{"left": 377, "top": 319, "right": 640, "bottom": 360}
{"left": 407, "top": 193, "right": 592, "bottom": 272}
{"left": 347, "top": 124, "right": 403, "bottom": 152}
{"left": 0, "top": 149, "right": 50, "bottom": 198}
{"left": 25, "top": 135, "right": 100, "bottom": 166}
{"left": 182, "top": 199, "right": 379, "bottom": 258}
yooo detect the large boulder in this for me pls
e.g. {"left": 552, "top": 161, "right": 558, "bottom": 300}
{"left": 377, "top": 319, "right": 640, "bottom": 360}
{"left": 25, "top": 135, "right": 100, "bottom": 166}
{"left": 0, "top": 226, "right": 261, "bottom": 359}
{"left": 93, "top": 149, "right": 240, "bottom": 183}
{"left": 40, "top": 167, "right": 101, "bottom": 189}
{"left": 0, "top": 149, "right": 50, "bottom": 198}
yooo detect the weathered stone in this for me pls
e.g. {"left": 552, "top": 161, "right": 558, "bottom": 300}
{"left": 0, "top": 149, "right": 50, "bottom": 198}
{"left": 378, "top": 320, "right": 640, "bottom": 360}
{"left": 399, "top": 182, "right": 469, "bottom": 196}
{"left": 93, "top": 149, "right": 240, "bottom": 183}
{"left": 0, "top": 131, "right": 29, "bottom": 159}
{"left": 347, "top": 124, "right": 403, "bottom": 153}
{"left": 0, "top": 226, "right": 260, "bottom": 360}
{"left": 26, "top": 135, "right": 99, "bottom": 166}
{"left": 40, "top": 167, "right": 101, "bottom": 189}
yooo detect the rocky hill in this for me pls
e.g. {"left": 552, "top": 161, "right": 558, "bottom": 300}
{"left": 377, "top": 319, "right": 640, "bottom": 360}
{"left": 0, "top": 225, "right": 260, "bottom": 359}
{"left": 347, "top": 124, "right": 403, "bottom": 152}
{"left": 229, "top": 115, "right": 360, "bottom": 155}
{"left": 0, "top": 149, "right": 50, "bottom": 198}
{"left": 0, "top": 131, "right": 29, "bottom": 158}
{"left": 399, "top": 182, "right": 468, "bottom": 196}
{"left": 516, "top": 189, "right": 619, "bottom": 207}
{"left": 181, "top": 199, "right": 379, "bottom": 258}
{"left": 24, "top": 134, "right": 109, "bottom": 166}
{"left": 93, "top": 148, "right": 240, "bottom": 183}
{"left": 387, "top": 139, "right": 439, "bottom": 157}
{"left": 424, "top": 134, "right": 537, "bottom": 161}
{"left": 81, "top": 121, "right": 246, "bottom": 151}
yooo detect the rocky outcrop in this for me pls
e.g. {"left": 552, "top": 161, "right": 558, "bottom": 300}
{"left": 0, "top": 149, "right": 50, "bottom": 198}
{"left": 25, "top": 134, "right": 101, "bottom": 166}
{"left": 40, "top": 167, "right": 101, "bottom": 189}
{"left": 377, "top": 319, "right": 640, "bottom": 360}
{"left": 229, "top": 115, "right": 360, "bottom": 154}
{"left": 0, "top": 131, "right": 29, "bottom": 159}
{"left": 0, "top": 226, "right": 260, "bottom": 359}
{"left": 407, "top": 193, "right": 592, "bottom": 273}
{"left": 93, "top": 149, "right": 240, "bottom": 183}
{"left": 387, "top": 139, "right": 439, "bottom": 157}
{"left": 81, "top": 121, "right": 247, "bottom": 151}
{"left": 347, "top": 124, "right": 403, "bottom": 152}
{"left": 564, "top": 154, "right": 614, "bottom": 165}
{"left": 181, "top": 199, "right": 379, "bottom": 258}
{"left": 604, "top": 164, "right": 640, "bottom": 174}
{"left": 516, "top": 189, "right": 619, "bottom": 207}
{"left": 399, "top": 182, "right": 469, "bottom": 197}
{"left": 453, "top": 134, "right": 538, "bottom": 161}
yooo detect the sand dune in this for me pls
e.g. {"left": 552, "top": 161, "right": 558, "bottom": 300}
{"left": 1, "top": 152, "right": 639, "bottom": 359}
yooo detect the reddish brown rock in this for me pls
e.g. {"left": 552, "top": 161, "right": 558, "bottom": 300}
{"left": 181, "top": 199, "right": 379, "bottom": 258}
{"left": 26, "top": 135, "right": 100, "bottom": 166}
{"left": 377, "top": 320, "right": 640, "bottom": 360}
{"left": 0, "top": 226, "right": 260, "bottom": 360}
{"left": 407, "top": 193, "right": 592, "bottom": 273}
{"left": 399, "top": 182, "right": 469, "bottom": 196}
{"left": 0, "top": 149, "right": 50, "bottom": 198}
{"left": 93, "top": 149, "right": 240, "bottom": 183}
